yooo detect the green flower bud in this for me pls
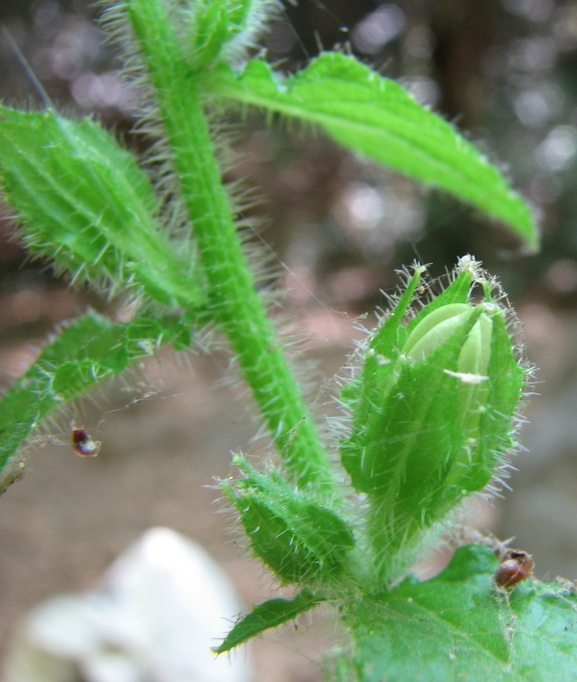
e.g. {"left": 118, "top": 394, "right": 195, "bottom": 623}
{"left": 184, "top": 0, "right": 276, "bottom": 71}
{"left": 224, "top": 457, "right": 355, "bottom": 585}
{"left": 339, "top": 258, "right": 525, "bottom": 572}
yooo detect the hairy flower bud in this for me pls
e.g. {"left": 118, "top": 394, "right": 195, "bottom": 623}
{"left": 185, "top": 0, "right": 277, "bottom": 70}
{"left": 339, "top": 258, "right": 525, "bottom": 572}
{"left": 224, "top": 457, "right": 356, "bottom": 585}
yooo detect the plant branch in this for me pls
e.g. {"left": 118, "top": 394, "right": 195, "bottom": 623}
{"left": 126, "top": 0, "right": 337, "bottom": 493}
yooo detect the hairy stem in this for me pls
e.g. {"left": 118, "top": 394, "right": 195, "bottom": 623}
{"left": 126, "top": 0, "right": 336, "bottom": 493}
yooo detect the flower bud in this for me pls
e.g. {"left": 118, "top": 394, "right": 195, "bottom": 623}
{"left": 339, "top": 258, "right": 524, "bottom": 565}
{"left": 224, "top": 457, "right": 355, "bottom": 585}
{"left": 185, "top": 0, "right": 273, "bottom": 71}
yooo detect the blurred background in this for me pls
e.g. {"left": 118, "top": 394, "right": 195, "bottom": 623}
{"left": 1, "top": 0, "right": 577, "bottom": 679}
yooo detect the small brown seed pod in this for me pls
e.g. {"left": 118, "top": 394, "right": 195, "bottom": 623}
{"left": 494, "top": 550, "right": 534, "bottom": 588}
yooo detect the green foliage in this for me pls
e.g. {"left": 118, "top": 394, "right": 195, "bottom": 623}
{"left": 202, "top": 54, "right": 537, "bottom": 250}
{"left": 224, "top": 456, "right": 355, "bottom": 584}
{"left": 341, "top": 545, "right": 577, "bottom": 682}
{"left": 214, "top": 588, "right": 323, "bottom": 654}
{"left": 0, "top": 0, "right": 566, "bottom": 679}
{"left": 0, "top": 107, "right": 204, "bottom": 307}
{"left": 0, "top": 313, "right": 189, "bottom": 491}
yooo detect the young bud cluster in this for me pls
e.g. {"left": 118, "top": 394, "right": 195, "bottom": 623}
{"left": 224, "top": 258, "right": 525, "bottom": 589}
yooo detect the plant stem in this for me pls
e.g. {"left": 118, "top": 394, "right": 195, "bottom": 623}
{"left": 127, "top": 0, "right": 337, "bottom": 493}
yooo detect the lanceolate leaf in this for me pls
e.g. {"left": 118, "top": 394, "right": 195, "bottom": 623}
{"left": 0, "top": 313, "right": 190, "bottom": 493}
{"left": 214, "top": 589, "right": 323, "bottom": 654}
{"left": 0, "top": 106, "right": 205, "bottom": 308}
{"left": 202, "top": 53, "right": 538, "bottom": 250}
{"left": 344, "top": 544, "right": 577, "bottom": 682}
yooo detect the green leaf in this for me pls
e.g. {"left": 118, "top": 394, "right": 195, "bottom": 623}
{"left": 0, "top": 313, "right": 190, "bottom": 492}
{"left": 344, "top": 544, "right": 577, "bottom": 682}
{"left": 202, "top": 54, "right": 538, "bottom": 250}
{"left": 214, "top": 588, "right": 323, "bottom": 653}
{"left": 0, "top": 106, "right": 205, "bottom": 308}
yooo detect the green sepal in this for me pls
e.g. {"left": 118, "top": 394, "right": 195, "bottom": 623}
{"left": 447, "top": 308, "right": 524, "bottom": 493}
{"left": 213, "top": 588, "right": 323, "bottom": 654}
{"left": 224, "top": 457, "right": 355, "bottom": 584}
{"left": 340, "top": 266, "right": 425, "bottom": 416}
{"left": 342, "top": 544, "right": 577, "bottom": 682}
{"left": 0, "top": 106, "right": 205, "bottom": 309}
{"left": 405, "top": 267, "right": 474, "bottom": 334}
{"left": 0, "top": 313, "right": 191, "bottom": 490}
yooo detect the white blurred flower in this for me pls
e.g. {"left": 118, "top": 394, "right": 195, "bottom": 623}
{"left": 2, "top": 528, "right": 251, "bottom": 682}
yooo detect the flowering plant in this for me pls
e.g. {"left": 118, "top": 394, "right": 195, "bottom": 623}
{"left": 0, "top": 1, "right": 575, "bottom": 679}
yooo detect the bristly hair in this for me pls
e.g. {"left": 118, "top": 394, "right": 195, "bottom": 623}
{"left": 95, "top": 0, "right": 282, "bottom": 245}
{"left": 96, "top": 2, "right": 189, "bottom": 248}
